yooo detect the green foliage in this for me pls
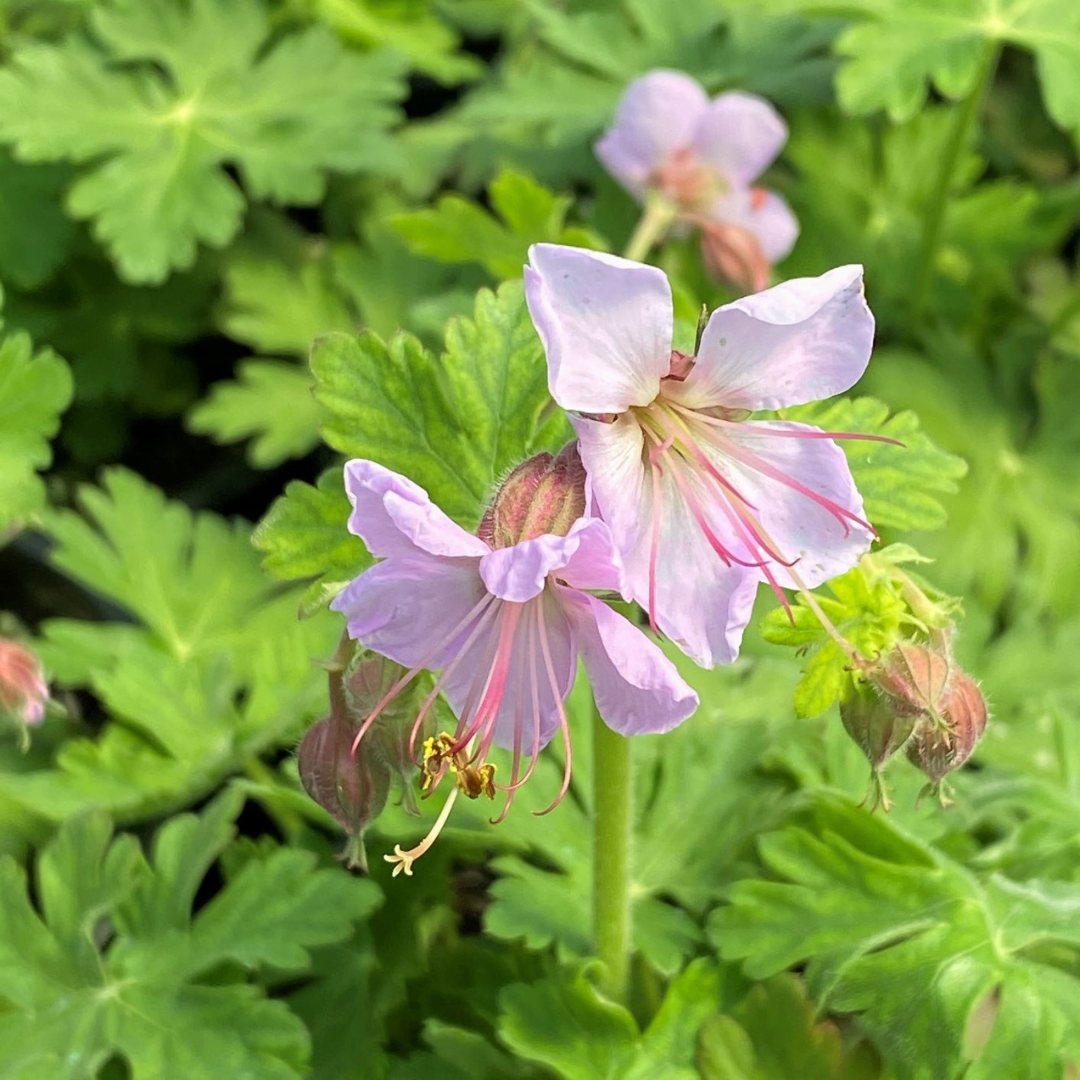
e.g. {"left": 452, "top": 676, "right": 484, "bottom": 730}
{"left": 0, "top": 149, "right": 74, "bottom": 289}
{"left": 0, "top": 303, "right": 72, "bottom": 531}
{"left": 713, "top": 796, "right": 1080, "bottom": 1079}
{"left": 781, "top": 397, "right": 969, "bottom": 531}
{"left": 0, "top": 0, "right": 406, "bottom": 282}
{"left": 0, "top": 789, "right": 379, "bottom": 1079}
{"left": 394, "top": 167, "right": 604, "bottom": 279}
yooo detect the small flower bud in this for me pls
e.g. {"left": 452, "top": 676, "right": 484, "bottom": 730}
{"left": 840, "top": 685, "right": 917, "bottom": 771}
{"left": 0, "top": 637, "right": 49, "bottom": 730}
{"left": 861, "top": 642, "right": 952, "bottom": 719}
{"left": 298, "top": 715, "right": 391, "bottom": 871}
{"left": 906, "top": 672, "right": 988, "bottom": 784}
{"left": 478, "top": 443, "right": 586, "bottom": 549}
{"left": 699, "top": 220, "right": 770, "bottom": 294}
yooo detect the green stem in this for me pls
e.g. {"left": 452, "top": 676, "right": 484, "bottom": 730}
{"left": 622, "top": 195, "right": 676, "bottom": 262}
{"left": 912, "top": 42, "right": 1000, "bottom": 315}
{"left": 592, "top": 702, "right": 633, "bottom": 1003}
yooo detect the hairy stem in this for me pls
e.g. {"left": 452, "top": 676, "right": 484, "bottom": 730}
{"left": 592, "top": 702, "right": 633, "bottom": 1002}
{"left": 912, "top": 42, "right": 1000, "bottom": 315}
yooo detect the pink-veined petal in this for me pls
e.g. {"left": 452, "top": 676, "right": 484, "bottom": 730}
{"left": 441, "top": 591, "right": 576, "bottom": 752}
{"left": 573, "top": 412, "right": 647, "bottom": 554}
{"left": 525, "top": 244, "right": 673, "bottom": 413}
{"left": 344, "top": 459, "right": 489, "bottom": 559}
{"left": 330, "top": 553, "right": 487, "bottom": 668}
{"left": 560, "top": 587, "right": 698, "bottom": 735}
{"left": 626, "top": 462, "right": 760, "bottom": 667}
{"left": 594, "top": 70, "right": 710, "bottom": 200}
{"left": 479, "top": 518, "right": 626, "bottom": 602}
{"left": 707, "top": 186, "right": 798, "bottom": 262}
{"left": 663, "top": 265, "right": 874, "bottom": 412}
{"left": 691, "top": 91, "right": 788, "bottom": 186}
{"left": 706, "top": 420, "right": 873, "bottom": 588}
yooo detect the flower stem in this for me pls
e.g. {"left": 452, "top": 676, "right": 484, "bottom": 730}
{"left": 622, "top": 195, "right": 676, "bottom": 262}
{"left": 912, "top": 41, "right": 1000, "bottom": 316}
{"left": 592, "top": 701, "right": 632, "bottom": 1003}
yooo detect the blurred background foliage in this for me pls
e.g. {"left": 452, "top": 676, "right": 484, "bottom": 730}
{"left": 1, "top": 0, "right": 1079, "bottom": 1077}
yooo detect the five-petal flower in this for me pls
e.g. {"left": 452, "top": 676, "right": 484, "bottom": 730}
{"left": 525, "top": 243, "right": 877, "bottom": 668}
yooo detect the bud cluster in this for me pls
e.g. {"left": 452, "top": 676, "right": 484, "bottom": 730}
{"left": 843, "top": 639, "right": 988, "bottom": 806}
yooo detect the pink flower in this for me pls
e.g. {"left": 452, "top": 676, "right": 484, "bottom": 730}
{"left": 329, "top": 452, "right": 697, "bottom": 874}
{"left": 0, "top": 637, "right": 48, "bottom": 728}
{"left": 524, "top": 244, "right": 878, "bottom": 668}
{"left": 595, "top": 71, "right": 798, "bottom": 289}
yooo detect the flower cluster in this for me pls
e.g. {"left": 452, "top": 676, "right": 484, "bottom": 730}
{"left": 596, "top": 71, "right": 798, "bottom": 291}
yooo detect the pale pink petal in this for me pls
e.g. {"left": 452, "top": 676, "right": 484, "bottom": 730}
{"left": 441, "top": 591, "right": 576, "bottom": 752}
{"left": 691, "top": 91, "right": 788, "bottom": 186}
{"left": 344, "top": 459, "right": 489, "bottom": 559}
{"left": 572, "top": 412, "right": 646, "bottom": 554}
{"left": 559, "top": 587, "right": 698, "bottom": 735}
{"left": 525, "top": 244, "right": 673, "bottom": 413}
{"left": 594, "top": 70, "right": 709, "bottom": 200}
{"left": 479, "top": 518, "right": 626, "bottom": 602}
{"left": 707, "top": 186, "right": 799, "bottom": 262}
{"left": 705, "top": 420, "right": 873, "bottom": 588}
{"left": 625, "top": 462, "right": 760, "bottom": 667}
{"left": 663, "top": 265, "right": 874, "bottom": 412}
{"left": 330, "top": 554, "right": 487, "bottom": 668}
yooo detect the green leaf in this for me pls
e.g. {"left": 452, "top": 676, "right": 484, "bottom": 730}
{"left": 498, "top": 959, "right": 721, "bottom": 1080}
{"left": 0, "top": 793, "right": 379, "bottom": 1079}
{"left": 0, "top": 0, "right": 406, "bottom": 282}
{"left": 0, "top": 319, "right": 72, "bottom": 531}
{"left": 0, "top": 148, "right": 74, "bottom": 288}
{"left": 309, "top": 279, "right": 569, "bottom": 529}
{"left": 711, "top": 795, "right": 1080, "bottom": 1079}
{"left": 187, "top": 360, "right": 321, "bottom": 468}
{"left": 781, "top": 397, "right": 968, "bottom": 531}
{"left": 393, "top": 166, "right": 604, "bottom": 279}
{"left": 762, "top": 544, "right": 961, "bottom": 718}
{"left": 745, "top": 0, "right": 1080, "bottom": 136}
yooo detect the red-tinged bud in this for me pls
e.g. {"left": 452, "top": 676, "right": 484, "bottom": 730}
{"left": 0, "top": 637, "right": 49, "bottom": 730}
{"left": 906, "top": 672, "right": 988, "bottom": 784}
{"left": 861, "top": 642, "right": 952, "bottom": 719}
{"left": 840, "top": 685, "right": 917, "bottom": 771}
{"left": 298, "top": 715, "right": 391, "bottom": 871}
{"left": 699, "top": 219, "right": 770, "bottom": 294}
{"left": 478, "top": 443, "right": 587, "bottom": 549}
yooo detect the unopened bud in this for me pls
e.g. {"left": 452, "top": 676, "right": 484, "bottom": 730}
{"left": 906, "top": 672, "right": 988, "bottom": 784}
{"left": 840, "top": 685, "right": 917, "bottom": 771}
{"left": 0, "top": 638, "right": 49, "bottom": 732}
{"left": 478, "top": 443, "right": 586, "bottom": 549}
{"left": 862, "top": 642, "right": 952, "bottom": 719}
{"left": 298, "top": 715, "right": 391, "bottom": 871}
{"left": 699, "top": 220, "right": 770, "bottom": 294}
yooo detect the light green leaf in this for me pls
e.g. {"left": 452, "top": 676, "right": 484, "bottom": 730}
{"left": 712, "top": 795, "right": 1080, "bottom": 1079}
{"left": 393, "top": 166, "right": 604, "bottom": 279}
{"left": 0, "top": 794, "right": 378, "bottom": 1079}
{"left": 187, "top": 360, "right": 321, "bottom": 468}
{"left": 0, "top": 321, "right": 72, "bottom": 531}
{"left": 0, "top": 0, "right": 406, "bottom": 282}
{"left": 781, "top": 397, "right": 968, "bottom": 532}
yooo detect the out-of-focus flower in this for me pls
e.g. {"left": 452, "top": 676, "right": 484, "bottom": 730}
{"left": 525, "top": 244, "right": 878, "bottom": 667}
{"left": 330, "top": 448, "right": 698, "bottom": 876}
{"left": 595, "top": 70, "right": 797, "bottom": 288}
{"left": 0, "top": 637, "right": 49, "bottom": 728}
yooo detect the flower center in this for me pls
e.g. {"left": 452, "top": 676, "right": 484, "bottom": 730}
{"left": 652, "top": 148, "right": 726, "bottom": 212}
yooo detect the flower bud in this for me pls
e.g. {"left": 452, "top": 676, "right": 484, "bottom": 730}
{"left": 699, "top": 219, "right": 770, "bottom": 294}
{"left": 840, "top": 685, "right": 917, "bottom": 771}
{"left": 298, "top": 715, "right": 391, "bottom": 871}
{"left": 861, "top": 642, "right": 952, "bottom": 719}
{"left": 906, "top": 672, "right": 988, "bottom": 784}
{"left": 478, "top": 443, "right": 586, "bottom": 549}
{"left": 0, "top": 637, "right": 49, "bottom": 729}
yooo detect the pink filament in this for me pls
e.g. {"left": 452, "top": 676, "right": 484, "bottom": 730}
{"left": 533, "top": 600, "right": 573, "bottom": 817}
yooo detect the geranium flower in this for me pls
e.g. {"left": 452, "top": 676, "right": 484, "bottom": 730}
{"left": 330, "top": 450, "right": 698, "bottom": 875}
{"left": 595, "top": 70, "right": 797, "bottom": 290}
{"left": 524, "top": 244, "right": 878, "bottom": 668}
